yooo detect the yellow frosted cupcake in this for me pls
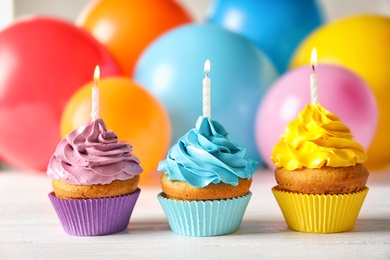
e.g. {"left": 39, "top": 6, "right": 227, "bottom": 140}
{"left": 271, "top": 103, "right": 369, "bottom": 233}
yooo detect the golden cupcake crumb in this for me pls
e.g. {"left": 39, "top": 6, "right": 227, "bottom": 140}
{"left": 161, "top": 174, "right": 252, "bottom": 201}
{"left": 52, "top": 176, "right": 139, "bottom": 199}
{"left": 275, "top": 164, "right": 368, "bottom": 195}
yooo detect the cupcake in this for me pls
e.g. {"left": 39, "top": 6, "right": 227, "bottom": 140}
{"left": 271, "top": 103, "right": 369, "bottom": 233}
{"left": 47, "top": 118, "right": 142, "bottom": 236}
{"left": 158, "top": 116, "right": 258, "bottom": 236}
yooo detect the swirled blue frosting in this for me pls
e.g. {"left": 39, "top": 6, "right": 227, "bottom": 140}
{"left": 158, "top": 116, "right": 258, "bottom": 188}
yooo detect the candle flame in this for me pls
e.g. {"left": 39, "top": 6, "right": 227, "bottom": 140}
{"left": 93, "top": 65, "right": 100, "bottom": 81}
{"left": 310, "top": 48, "right": 317, "bottom": 66}
{"left": 204, "top": 59, "right": 210, "bottom": 74}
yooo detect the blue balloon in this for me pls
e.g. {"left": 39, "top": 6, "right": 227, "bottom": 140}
{"left": 206, "top": 0, "right": 324, "bottom": 73}
{"left": 134, "top": 24, "right": 278, "bottom": 165}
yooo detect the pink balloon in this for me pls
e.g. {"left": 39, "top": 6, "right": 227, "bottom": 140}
{"left": 255, "top": 64, "right": 378, "bottom": 169}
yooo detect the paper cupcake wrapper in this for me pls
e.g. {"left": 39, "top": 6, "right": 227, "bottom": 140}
{"left": 272, "top": 186, "right": 368, "bottom": 233}
{"left": 48, "top": 189, "right": 140, "bottom": 236}
{"left": 158, "top": 192, "right": 252, "bottom": 237}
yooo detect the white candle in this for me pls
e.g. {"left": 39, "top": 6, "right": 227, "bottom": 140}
{"left": 91, "top": 65, "right": 100, "bottom": 121}
{"left": 310, "top": 48, "right": 319, "bottom": 105}
{"left": 203, "top": 59, "right": 211, "bottom": 118}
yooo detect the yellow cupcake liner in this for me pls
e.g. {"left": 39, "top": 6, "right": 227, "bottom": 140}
{"left": 272, "top": 186, "right": 369, "bottom": 233}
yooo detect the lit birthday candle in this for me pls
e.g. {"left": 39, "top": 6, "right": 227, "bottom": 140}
{"left": 310, "top": 48, "right": 319, "bottom": 105}
{"left": 203, "top": 59, "right": 211, "bottom": 118}
{"left": 91, "top": 65, "right": 100, "bottom": 121}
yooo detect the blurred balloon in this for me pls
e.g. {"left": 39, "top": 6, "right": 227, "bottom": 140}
{"left": 206, "top": 0, "right": 324, "bottom": 73}
{"left": 290, "top": 15, "right": 390, "bottom": 170}
{"left": 77, "top": 0, "right": 193, "bottom": 76}
{"left": 0, "top": 16, "right": 121, "bottom": 172}
{"left": 256, "top": 64, "right": 378, "bottom": 169}
{"left": 61, "top": 77, "right": 171, "bottom": 185}
{"left": 135, "top": 24, "right": 278, "bottom": 164}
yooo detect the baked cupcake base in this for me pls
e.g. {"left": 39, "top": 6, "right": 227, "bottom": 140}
{"left": 160, "top": 174, "right": 252, "bottom": 200}
{"left": 272, "top": 186, "right": 368, "bottom": 233}
{"left": 52, "top": 176, "right": 140, "bottom": 199}
{"left": 274, "top": 164, "right": 369, "bottom": 195}
{"left": 48, "top": 188, "right": 141, "bottom": 236}
{"left": 158, "top": 192, "right": 252, "bottom": 237}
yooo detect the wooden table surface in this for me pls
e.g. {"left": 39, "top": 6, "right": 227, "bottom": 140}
{"left": 1, "top": 169, "right": 389, "bottom": 259}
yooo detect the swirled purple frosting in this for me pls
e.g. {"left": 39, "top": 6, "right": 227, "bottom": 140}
{"left": 158, "top": 116, "right": 258, "bottom": 188}
{"left": 47, "top": 118, "right": 142, "bottom": 185}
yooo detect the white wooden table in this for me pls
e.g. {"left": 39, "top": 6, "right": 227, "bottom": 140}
{"left": 1, "top": 169, "right": 389, "bottom": 259}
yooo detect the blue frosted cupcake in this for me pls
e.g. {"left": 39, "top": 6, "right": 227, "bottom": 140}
{"left": 158, "top": 116, "right": 258, "bottom": 236}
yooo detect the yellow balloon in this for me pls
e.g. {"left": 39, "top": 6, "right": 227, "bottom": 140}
{"left": 290, "top": 15, "right": 390, "bottom": 170}
{"left": 61, "top": 77, "right": 171, "bottom": 185}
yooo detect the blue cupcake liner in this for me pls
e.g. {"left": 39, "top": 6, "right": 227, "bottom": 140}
{"left": 158, "top": 192, "right": 252, "bottom": 237}
{"left": 48, "top": 188, "right": 140, "bottom": 236}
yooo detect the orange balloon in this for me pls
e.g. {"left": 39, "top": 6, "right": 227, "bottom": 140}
{"left": 77, "top": 0, "right": 193, "bottom": 76}
{"left": 61, "top": 77, "right": 171, "bottom": 185}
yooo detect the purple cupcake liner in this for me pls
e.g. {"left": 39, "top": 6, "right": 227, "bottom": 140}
{"left": 48, "top": 189, "right": 140, "bottom": 236}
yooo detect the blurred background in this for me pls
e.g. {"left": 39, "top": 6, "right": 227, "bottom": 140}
{"left": 0, "top": 0, "right": 389, "bottom": 183}
{"left": 2, "top": 0, "right": 390, "bottom": 24}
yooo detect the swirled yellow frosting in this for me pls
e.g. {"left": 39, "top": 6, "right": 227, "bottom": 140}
{"left": 271, "top": 104, "right": 367, "bottom": 170}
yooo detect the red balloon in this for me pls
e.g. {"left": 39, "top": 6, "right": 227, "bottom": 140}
{"left": 0, "top": 16, "right": 121, "bottom": 172}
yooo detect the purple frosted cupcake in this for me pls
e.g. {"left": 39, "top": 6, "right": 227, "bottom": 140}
{"left": 47, "top": 118, "right": 142, "bottom": 236}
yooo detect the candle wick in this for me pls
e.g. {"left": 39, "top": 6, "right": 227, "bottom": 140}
{"left": 312, "top": 64, "right": 316, "bottom": 74}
